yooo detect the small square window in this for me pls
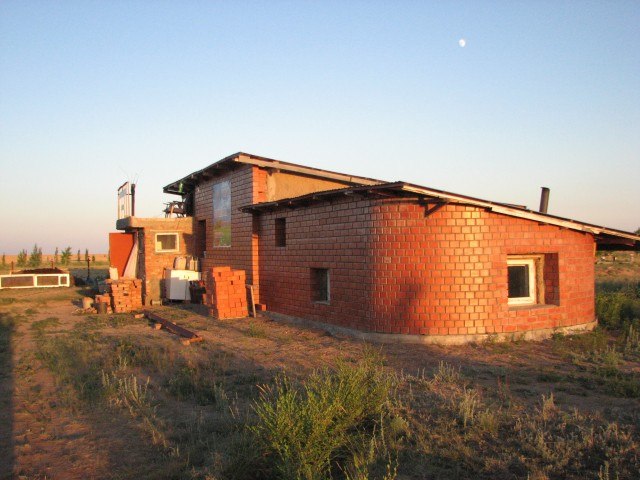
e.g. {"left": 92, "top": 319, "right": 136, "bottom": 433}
{"left": 311, "top": 268, "right": 329, "bottom": 303}
{"left": 155, "top": 233, "right": 179, "bottom": 253}
{"left": 507, "top": 257, "right": 537, "bottom": 305}
{"left": 275, "top": 218, "right": 286, "bottom": 247}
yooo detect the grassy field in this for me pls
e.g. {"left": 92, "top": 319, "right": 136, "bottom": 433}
{"left": 0, "top": 256, "right": 638, "bottom": 479}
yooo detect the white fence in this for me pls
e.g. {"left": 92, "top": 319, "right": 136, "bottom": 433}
{"left": 0, "top": 273, "right": 70, "bottom": 290}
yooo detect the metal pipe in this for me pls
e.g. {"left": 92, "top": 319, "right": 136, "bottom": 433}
{"left": 539, "top": 187, "right": 550, "bottom": 214}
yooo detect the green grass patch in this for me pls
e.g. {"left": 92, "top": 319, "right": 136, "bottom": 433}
{"left": 248, "top": 350, "right": 405, "bottom": 480}
{"left": 245, "top": 321, "right": 268, "bottom": 338}
{"left": 596, "top": 282, "right": 640, "bottom": 330}
{"left": 30, "top": 317, "right": 60, "bottom": 335}
{"left": 73, "top": 314, "right": 142, "bottom": 332}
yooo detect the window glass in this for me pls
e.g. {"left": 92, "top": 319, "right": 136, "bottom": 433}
{"left": 507, "top": 257, "right": 537, "bottom": 305}
{"left": 508, "top": 265, "right": 530, "bottom": 298}
{"left": 311, "top": 268, "right": 329, "bottom": 303}
{"left": 275, "top": 218, "right": 286, "bottom": 247}
{"left": 213, "top": 181, "right": 231, "bottom": 247}
{"left": 156, "top": 233, "right": 179, "bottom": 252}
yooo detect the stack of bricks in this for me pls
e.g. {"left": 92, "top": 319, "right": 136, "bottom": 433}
{"left": 94, "top": 293, "right": 113, "bottom": 314}
{"left": 105, "top": 278, "right": 143, "bottom": 313}
{"left": 204, "top": 267, "right": 248, "bottom": 319}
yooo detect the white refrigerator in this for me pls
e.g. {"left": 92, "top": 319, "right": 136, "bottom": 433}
{"left": 164, "top": 269, "right": 201, "bottom": 301}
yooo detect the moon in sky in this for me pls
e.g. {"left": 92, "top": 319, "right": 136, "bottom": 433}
{"left": 459, "top": 38, "right": 466, "bottom": 47}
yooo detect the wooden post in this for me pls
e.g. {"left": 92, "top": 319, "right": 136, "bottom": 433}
{"left": 131, "top": 183, "right": 136, "bottom": 217}
{"left": 246, "top": 284, "right": 256, "bottom": 318}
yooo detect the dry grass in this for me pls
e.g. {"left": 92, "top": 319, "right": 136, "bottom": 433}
{"left": 1, "top": 268, "right": 639, "bottom": 479}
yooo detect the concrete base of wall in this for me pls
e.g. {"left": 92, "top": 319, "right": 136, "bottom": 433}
{"left": 264, "top": 311, "right": 598, "bottom": 345}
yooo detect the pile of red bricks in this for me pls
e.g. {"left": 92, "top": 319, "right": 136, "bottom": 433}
{"left": 96, "top": 278, "right": 143, "bottom": 313}
{"left": 204, "top": 267, "right": 248, "bottom": 319}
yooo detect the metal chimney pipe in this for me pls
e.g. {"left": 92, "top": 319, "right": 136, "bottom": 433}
{"left": 539, "top": 187, "right": 550, "bottom": 214}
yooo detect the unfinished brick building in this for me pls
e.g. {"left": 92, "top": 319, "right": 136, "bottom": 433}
{"left": 112, "top": 152, "right": 640, "bottom": 343}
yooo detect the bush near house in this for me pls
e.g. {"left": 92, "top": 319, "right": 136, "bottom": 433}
{"left": 596, "top": 282, "right": 640, "bottom": 330}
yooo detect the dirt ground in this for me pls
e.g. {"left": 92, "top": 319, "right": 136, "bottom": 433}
{"left": 1, "top": 284, "right": 639, "bottom": 479}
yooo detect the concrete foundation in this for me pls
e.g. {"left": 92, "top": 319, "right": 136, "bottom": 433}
{"left": 264, "top": 311, "right": 598, "bottom": 345}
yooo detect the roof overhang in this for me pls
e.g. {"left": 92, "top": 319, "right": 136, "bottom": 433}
{"left": 163, "top": 152, "right": 382, "bottom": 195}
{"left": 241, "top": 182, "right": 640, "bottom": 249}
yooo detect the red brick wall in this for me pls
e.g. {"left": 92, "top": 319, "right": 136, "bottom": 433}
{"left": 257, "top": 196, "right": 595, "bottom": 336}
{"left": 193, "top": 165, "right": 267, "bottom": 300}
{"left": 259, "top": 196, "right": 376, "bottom": 330}
{"left": 135, "top": 218, "right": 194, "bottom": 302}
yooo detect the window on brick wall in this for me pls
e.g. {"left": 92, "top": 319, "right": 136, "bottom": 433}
{"left": 212, "top": 180, "right": 231, "bottom": 247}
{"left": 507, "top": 254, "right": 561, "bottom": 307}
{"left": 155, "top": 233, "right": 179, "bottom": 253}
{"left": 508, "top": 258, "right": 536, "bottom": 305}
{"left": 311, "top": 268, "right": 330, "bottom": 303}
{"left": 508, "top": 255, "right": 547, "bottom": 306}
{"left": 275, "top": 218, "right": 286, "bottom": 247}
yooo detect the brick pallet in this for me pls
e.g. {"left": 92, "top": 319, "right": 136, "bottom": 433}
{"left": 204, "top": 267, "right": 248, "bottom": 319}
{"left": 96, "top": 278, "right": 143, "bottom": 314}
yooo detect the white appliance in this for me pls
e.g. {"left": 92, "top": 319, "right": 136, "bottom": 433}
{"left": 164, "top": 269, "right": 201, "bottom": 301}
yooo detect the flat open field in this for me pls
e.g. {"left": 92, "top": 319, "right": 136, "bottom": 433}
{"left": 0, "top": 272, "right": 639, "bottom": 479}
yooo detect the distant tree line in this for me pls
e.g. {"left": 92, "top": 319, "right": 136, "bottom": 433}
{"left": 11, "top": 244, "right": 85, "bottom": 268}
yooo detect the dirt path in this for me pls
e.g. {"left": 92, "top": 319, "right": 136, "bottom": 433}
{"left": 0, "top": 293, "right": 162, "bottom": 480}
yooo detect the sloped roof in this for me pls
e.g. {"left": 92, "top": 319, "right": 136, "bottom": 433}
{"left": 241, "top": 181, "right": 640, "bottom": 248}
{"left": 163, "top": 152, "right": 382, "bottom": 195}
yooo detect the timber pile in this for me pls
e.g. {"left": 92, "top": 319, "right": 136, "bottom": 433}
{"left": 97, "top": 278, "right": 143, "bottom": 313}
{"left": 204, "top": 267, "right": 248, "bottom": 319}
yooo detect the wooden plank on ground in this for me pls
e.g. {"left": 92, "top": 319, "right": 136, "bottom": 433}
{"left": 246, "top": 284, "right": 257, "bottom": 318}
{"left": 144, "top": 310, "right": 203, "bottom": 345}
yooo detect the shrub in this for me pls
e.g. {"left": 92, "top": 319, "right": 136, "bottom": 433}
{"left": 596, "top": 283, "right": 640, "bottom": 330}
{"left": 432, "top": 361, "right": 462, "bottom": 385}
{"left": 60, "top": 246, "right": 72, "bottom": 266}
{"left": 623, "top": 322, "right": 640, "bottom": 354}
{"left": 16, "top": 249, "right": 27, "bottom": 267}
{"left": 28, "top": 243, "right": 43, "bottom": 267}
{"left": 250, "top": 351, "right": 404, "bottom": 480}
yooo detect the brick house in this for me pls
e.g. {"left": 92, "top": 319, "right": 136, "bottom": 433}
{"left": 113, "top": 152, "right": 640, "bottom": 343}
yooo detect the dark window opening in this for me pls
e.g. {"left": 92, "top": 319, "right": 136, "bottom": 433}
{"left": 311, "top": 268, "right": 329, "bottom": 303}
{"left": 275, "top": 218, "right": 286, "bottom": 247}
{"left": 508, "top": 265, "right": 530, "bottom": 298}
{"left": 507, "top": 257, "right": 540, "bottom": 306}
{"left": 195, "top": 220, "right": 207, "bottom": 257}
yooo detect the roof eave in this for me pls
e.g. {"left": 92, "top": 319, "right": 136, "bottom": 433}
{"left": 163, "top": 152, "right": 383, "bottom": 195}
{"left": 240, "top": 181, "right": 640, "bottom": 246}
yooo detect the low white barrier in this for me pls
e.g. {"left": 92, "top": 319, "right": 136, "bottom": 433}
{"left": 0, "top": 273, "right": 70, "bottom": 290}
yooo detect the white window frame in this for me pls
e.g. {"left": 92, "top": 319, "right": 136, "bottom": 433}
{"left": 155, "top": 233, "right": 180, "bottom": 253}
{"left": 507, "top": 257, "right": 537, "bottom": 306}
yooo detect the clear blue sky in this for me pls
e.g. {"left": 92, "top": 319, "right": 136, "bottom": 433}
{"left": 1, "top": 1, "right": 638, "bottom": 254}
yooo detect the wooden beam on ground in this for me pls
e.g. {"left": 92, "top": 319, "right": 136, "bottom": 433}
{"left": 246, "top": 284, "right": 257, "bottom": 318}
{"left": 144, "top": 310, "right": 204, "bottom": 345}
